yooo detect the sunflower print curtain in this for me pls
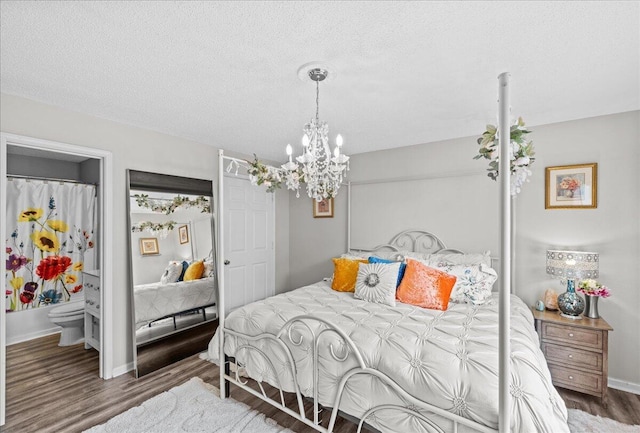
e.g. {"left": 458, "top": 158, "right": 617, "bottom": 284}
{"left": 5, "top": 178, "right": 96, "bottom": 312}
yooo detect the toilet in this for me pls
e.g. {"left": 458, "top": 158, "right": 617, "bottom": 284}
{"left": 48, "top": 300, "right": 85, "bottom": 346}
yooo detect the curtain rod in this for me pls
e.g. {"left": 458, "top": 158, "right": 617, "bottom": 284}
{"left": 7, "top": 174, "right": 96, "bottom": 186}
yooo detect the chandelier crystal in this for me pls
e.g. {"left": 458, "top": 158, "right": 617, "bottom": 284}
{"left": 281, "top": 67, "right": 349, "bottom": 201}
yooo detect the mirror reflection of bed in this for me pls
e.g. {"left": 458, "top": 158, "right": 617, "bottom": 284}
{"left": 126, "top": 170, "right": 218, "bottom": 377}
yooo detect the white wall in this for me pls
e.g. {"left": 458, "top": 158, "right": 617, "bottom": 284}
{"left": 0, "top": 93, "right": 290, "bottom": 375}
{"left": 289, "top": 111, "right": 640, "bottom": 390}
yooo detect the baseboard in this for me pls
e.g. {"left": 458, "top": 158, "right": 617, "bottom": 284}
{"left": 609, "top": 377, "right": 640, "bottom": 395}
{"left": 7, "top": 328, "right": 60, "bottom": 346}
{"left": 112, "top": 362, "right": 135, "bottom": 378}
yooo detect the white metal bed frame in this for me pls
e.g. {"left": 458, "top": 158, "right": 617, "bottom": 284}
{"left": 216, "top": 73, "right": 513, "bottom": 433}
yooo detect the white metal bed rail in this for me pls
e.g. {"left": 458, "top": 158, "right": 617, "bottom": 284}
{"left": 222, "top": 315, "right": 497, "bottom": 433}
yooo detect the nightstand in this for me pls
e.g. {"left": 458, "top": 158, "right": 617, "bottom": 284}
{"left": 532, "top": 309, "right": 613, "bottom": 405}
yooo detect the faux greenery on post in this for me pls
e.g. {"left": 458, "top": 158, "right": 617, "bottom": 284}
{"left": 474, "top": 117, "right": 535, "bottom": 195}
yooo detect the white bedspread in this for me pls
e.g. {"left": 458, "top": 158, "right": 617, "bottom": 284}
{"left": 134, "top": 277, "right": 216, "bottom": 329}
{"left": 208, "top": 281, "right": 569, "bottom": 433}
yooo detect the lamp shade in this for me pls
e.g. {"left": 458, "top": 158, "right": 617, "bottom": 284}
{"left": 546, "top": 250, "right": 599, "bottom": 279}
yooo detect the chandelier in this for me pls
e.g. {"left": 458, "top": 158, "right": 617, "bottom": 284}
{"left": 281, "top": 67, "right": 349, "bottom": 201}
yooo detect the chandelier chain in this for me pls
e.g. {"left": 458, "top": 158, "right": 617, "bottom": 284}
{"left": 315, "top": 79, "right": 320, "bottom": 124}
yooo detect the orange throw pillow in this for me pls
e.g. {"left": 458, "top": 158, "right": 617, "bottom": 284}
{"left": 396, "top": 259, "right": 457, "bottom": 310}
{"left": 331, "top": 258, "right": 368, "bottom": 292}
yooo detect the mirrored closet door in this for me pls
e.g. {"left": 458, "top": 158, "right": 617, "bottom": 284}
{"left": 126, "top": 170, "right": 218, "bottom": 377}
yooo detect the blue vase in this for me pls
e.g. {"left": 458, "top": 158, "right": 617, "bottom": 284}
{"left": 557, "top": 279, "right": 584, "bottom": 318}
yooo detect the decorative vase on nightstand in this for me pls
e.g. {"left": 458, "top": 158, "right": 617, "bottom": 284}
{"left": 557, "top": 279, "right": 585, "bottom": 319}
{"left": 584, "top": 294, "right": 600, "bottom": 319}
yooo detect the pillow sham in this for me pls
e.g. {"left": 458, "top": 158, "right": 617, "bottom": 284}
{"left": 354, "top": 262, "right": 401, "bottom": 307}
{"left": 435, "top": 263, "right": 497, "bottom": 305}
{"left": 342, "top": 251, "right": 408, "bottom": 261}
{"left": 368, "top": 256, "right": 406, "bottom": 288}
{"left": 396, "top": 259, "right": 457, "bottom": 311}
{"left": 203, "top": 260, "right": 214, "bottom": 278}
{"left": 160, "top": 261, "right": 183, "bottom": 285}
{"left": 184, "top": 260, "right": 205, "bottom": 281}
{"left": 331, "top": 257, "right": 368, "bottom": 292}
{"left": 426, "top": 251, "right": 492, "bottom": 268}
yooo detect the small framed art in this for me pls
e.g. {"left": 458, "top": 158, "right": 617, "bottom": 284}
{"left": 178, "top": 225, "right": 189, "bottom": 244}
{"left": 140, "top": 238, "right": 159, "bottom": 255}
{"left": 545, "top": 163, "right": 597, "bottom": 209}
{"left": 313, "top": 197, "right": 334, "bottom": 218}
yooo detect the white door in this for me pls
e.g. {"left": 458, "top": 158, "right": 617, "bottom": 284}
{"left": 223, "top": 175, "right": 275, "bottom": 313}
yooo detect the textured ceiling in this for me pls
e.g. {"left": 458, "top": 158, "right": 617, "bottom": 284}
{"left": 1, "top": 1, "right": 638, "bottom": 161}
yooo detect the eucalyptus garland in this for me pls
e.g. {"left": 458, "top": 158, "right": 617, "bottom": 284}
{"left": 134, "top": 194, "right": 211, "bottom": 214}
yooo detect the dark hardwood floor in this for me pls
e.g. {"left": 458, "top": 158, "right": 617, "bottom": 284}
{"left": 3, "top": 334, "right": 639, "bottom": 433}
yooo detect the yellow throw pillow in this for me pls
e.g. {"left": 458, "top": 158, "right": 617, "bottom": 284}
{"left": 183, "top": 260, "right": 205, "bottom": 281}
{"left": 331, "top": 258, "right": 368, "bottom": 292}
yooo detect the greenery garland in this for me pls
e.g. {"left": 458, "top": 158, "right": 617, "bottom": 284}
{"left": 134, "top": 194, "right": 211, "bottom": 214}
{"left": 474, "top": 117, "right": 535, "bottom": 195}
{"left": 131, "top": 220, "right": 178, "bottom": 233}
{"left": 246, "top": 154, "right": 304, "bottom": 194}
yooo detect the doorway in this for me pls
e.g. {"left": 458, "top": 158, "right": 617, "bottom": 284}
{"left": 0, "top": 132, "right": 113, "bottom": 426}
{"left": 223, "top": 174, "right": 275, "bottom": 313}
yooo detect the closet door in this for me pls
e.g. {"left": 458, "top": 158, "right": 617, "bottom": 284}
{"left": 223, "top": 175, "right": 275, "bottom": 313}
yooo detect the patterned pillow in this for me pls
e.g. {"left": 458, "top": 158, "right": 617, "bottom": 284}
{"left": 435, "top": 263, "right": 498, "bottom": 305}
{"left": 396, "top": 259, "right": 457, "bottom": 310}
{"left": 331, "top": 258, "right": 368, "bottom": 292}
{"left": 160, "top": 261, "right": 183, "bottom": 284}
{"left": 354, "top": 262, "right": 401, "bottom": 307}
{"left": 368, "top": 256, "right": 406, "bottom": 288}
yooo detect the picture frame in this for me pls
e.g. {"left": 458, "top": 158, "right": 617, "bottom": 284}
{"left": 545, "top": 163, "right": 597, "bottom": 209}
{"left": 139, "top": 238, "right": 159, "bottom": 255}
{"left": 313, "top": 197, "right": 334, "bottom": 218}
{"left": 178, "top": 225, "right": 189, "bottom": 244}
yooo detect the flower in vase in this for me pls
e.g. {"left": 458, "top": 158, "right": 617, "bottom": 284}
{"left": 577, "top": 279, "right": 611, "bottom": 298}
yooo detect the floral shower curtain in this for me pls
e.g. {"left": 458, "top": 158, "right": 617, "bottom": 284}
{"left": 5, "top": 178, "right": 96, "bottom": 312}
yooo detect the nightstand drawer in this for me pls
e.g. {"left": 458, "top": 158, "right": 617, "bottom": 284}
{"left": 548, "top": 364, "right": 603, "bottom": 395}
{"left": 541, "top": 323, "right": 602, "bottom": 350}
{"left": 541, "top": 343, "right": 602, "bottom": 370}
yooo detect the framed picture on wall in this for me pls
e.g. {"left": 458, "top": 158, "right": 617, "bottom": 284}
{"left": 178, "top": 225, "right": 189, "bottom": 244}
{"left": 313, "top": 197, "right": 334, "bottom": 218}
{"left": 140, "top": 238, "right": 159, "bottom": 255}
{"left": 545, "top": 163, "right": 597, "bottom": 209}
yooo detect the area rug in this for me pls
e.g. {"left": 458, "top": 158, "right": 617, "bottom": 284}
{"left": 83, "top": 377, "right": 292, "bottom": 433}
{"left": 567, "top": 408, "right": 639, "bottom": 433}
{"left": 84, "top": 376, "right": 639, "bottom": 433}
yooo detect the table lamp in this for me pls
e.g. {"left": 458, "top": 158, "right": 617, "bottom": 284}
{"left": 546, "top": 250, "right": 599, "bottom": 318}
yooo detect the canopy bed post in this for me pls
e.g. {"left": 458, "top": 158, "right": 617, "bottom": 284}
{"left": 218, "top": 149, "right": 227, "bottom": 399}
{"left": 347, "top": 181, "right": 352, "bottom": 252}
{"left": 497, "top": 72, "right": 512, "bottom": 433}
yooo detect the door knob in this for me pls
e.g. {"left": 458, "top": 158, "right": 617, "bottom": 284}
{"left": 224, "top": 260, "right": 231, "bottom": 265}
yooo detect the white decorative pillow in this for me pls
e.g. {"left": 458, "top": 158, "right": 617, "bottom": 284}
{"left": 427, "top": 251, "right": 492, "bottom": 268}
{"left": 203, "top": 260, "right": 214, "bottom": 278}
{"left": 354, "top": 262, "right": 401, "bottom": 307}
{"left": 435, "top": 263, "right": 497, "bottom": 305}
{"left": 160, "top": 261, "right": 183, "bottom": 285}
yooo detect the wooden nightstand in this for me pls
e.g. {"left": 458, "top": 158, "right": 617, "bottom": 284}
{"left": 532, "top": 309, "right": 613, "bottom": 405}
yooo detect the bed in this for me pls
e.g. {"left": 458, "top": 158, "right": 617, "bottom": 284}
{"left": 134, "top": 277, "right": 216, "bottom": 329}
{"left": 207, "top": 230, "right": 570, "bottom": 433}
